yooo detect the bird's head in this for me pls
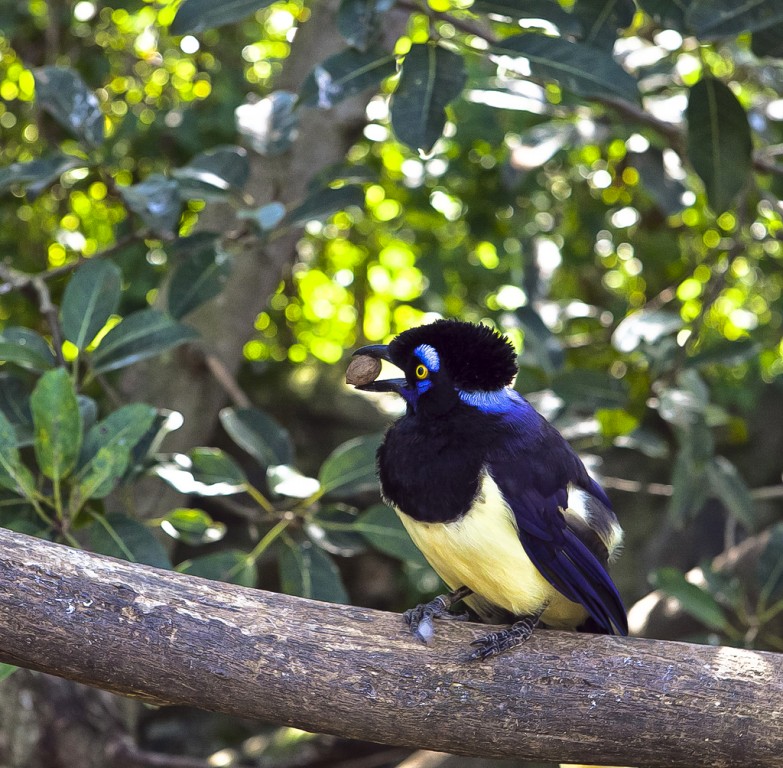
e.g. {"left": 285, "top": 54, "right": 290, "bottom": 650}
{"left": 352, "top": 320, "right": 518, "bottom": 416}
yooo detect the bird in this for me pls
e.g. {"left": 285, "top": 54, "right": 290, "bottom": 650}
{"left": 352, "top": 319, "right": 627, "bottom": 659}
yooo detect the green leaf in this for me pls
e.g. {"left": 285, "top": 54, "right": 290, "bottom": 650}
{"left": 235, "top": 91, "right": 299, "bottom": 156}
{"left": 687, "top": 0, "right": 783, "bottom": 38}
{"left": 300, "top": 48, "right": 396, "bottom": 108}
{"left": 219, "top": 406, "right": 294, "bottom": 467}
{"left": 306, "top": 505, "right": 367, "bottom": 557}
{"left": 0, "top": 664, "right": 17, "bottom": 682}
{"left": 757, "top": 522, "right": 783, "bottom": 603}
{"left": 159, "top": 508, "right": 226, "bottom": 546}
{"left": 0, "top": 375, "right": 33, "bottom": 446}
{"left": 337, "top": 0, "right": 395, "bottom": 50}
{"left": 551, "top": 370, "right": 628, "bottom": 409}
{"left": 0, "top": 154, "right": 84, "bottom": 197}
{"left": 0, "top": 410, "right": 36, "bottom": 498}
{"left": 88, "top": 512, "right": 171, "bottom": 569}
{"left": 30, "top": 368, "right": 82, "bottom": 481}
{"left": 595, "top": 408, "right": 639, "bottom": 439}
{"left": 279, "top": 539, "right": 349, "bottom": 603}
{"left": 154, "top": 448, "right": 247, "bottom": 496}
{"left": 489, "top": 34, "right": 640, "bottom": 105}
{"left": 630, "top": 147, "right": 687, "bottom": 216}
{"left": 706, "top": 456, "right": 756, "bottom": 530}
{"left": 177, "top": 550, "right": 257, "bottom": 587}
{"left": 471, "top": 0, "right": 582, "bottom": 35}
{"left": 652, "top": 567, "right": 728, "bottom": 631}
{"left": 318, "top": 433, "right": 382, "bottom": 497}
{"left": 90, "top": 309, "right": 198, "bottom": 374}
{"left": 0, "top": 327, "right": 56, "bottom": 373}
{"left": 391, "top": 44, "right": 467, "bottom": 153}
{"left": 71, "top": 404, "right": 157, "bottom": 507}
{"left": 284, "top": 185, "right": 365, "bottom": 228}
{"left": 172, "top": 145, "right": 250, "bottom": 202}
{"left": 167, "top": 236, "right": 231, "bottom": 319}
{"left": 33, "top": 66, "right": 104, "bottom": 148}
{"left": 614, "top": 426, "right": 669, "bottom": 459}
{"left": 573, "top": 0, "right": 636, "bottom": 50}
{"left": 687, "top": 339, "right": 761, "bottom": 368}
{"left": 636, "top": 0, "right": 688, "bottom": 32}
{"left": 354, "top": 504, "right": 427, "bottom": 564}
{"left": 668, "top": 450, "right": 709, "bottom": 526}
{"left": 119, "top": 174, "right": 182, "bottom": 236}
{"left": 752, "top": 22, "right": 783, "bottom": 57}
{"left": 171, "top": 0, "right": 277, "bottom": 34}
{"left": 516, "top": 305, "right": 564, "bottom": 374}
{"left": 60, "top": 260, "right": 122, "bottom": 351}
{"left": 686, "top": 77, "right": 752, "bottom": 213}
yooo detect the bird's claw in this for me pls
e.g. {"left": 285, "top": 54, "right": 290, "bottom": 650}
{"left": 468, "top": 615, "right": 539, "bottom": 661}
{"left": 404, "top": 594, "right": 469, "bottom": 644}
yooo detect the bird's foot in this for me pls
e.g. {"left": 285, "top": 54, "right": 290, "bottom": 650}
{"left": 404, "top": 586, "right": 472, "bottom": 644}
{"left": 468, "top": 613, "right": 542, "bottom": 661}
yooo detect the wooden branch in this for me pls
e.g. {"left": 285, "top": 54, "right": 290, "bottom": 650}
{"left": 0, "top": 528, "right": 781, "bottom": 768}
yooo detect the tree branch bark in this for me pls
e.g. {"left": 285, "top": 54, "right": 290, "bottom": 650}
{"left": 0, "top": 527, "right": 781, "bottom": 768}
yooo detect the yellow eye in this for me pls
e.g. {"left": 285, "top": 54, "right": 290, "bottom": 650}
{"left": 415, "top": 364, "right": 429, "bottom": 380}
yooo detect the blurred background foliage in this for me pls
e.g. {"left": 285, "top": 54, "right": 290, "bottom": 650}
{"left": 1, "top": 0, "right": 783, "bottom": 765}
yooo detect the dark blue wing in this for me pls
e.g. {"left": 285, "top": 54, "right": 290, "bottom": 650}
{"left": 486, "top": 410, "right": 627, "bottom": 635}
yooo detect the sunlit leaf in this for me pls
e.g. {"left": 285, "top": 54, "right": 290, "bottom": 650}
{"left": 154, "top": 448, "right": 247, "bottom": 496}
{"left": 235, "top": 91, "right": 299, "bottom": 156}
{"left": 177, "top": 550, "right": 257, "bottom": 587}
{"left": 687, "top": 0, "right": 783, "bottom": 38}
{"left": 706, "top": 456, "right": 756, "bottom": 530}
{"left": 120, "top": 174, "right": 182, "bottom": 236}
{"left": 172, "top": 145, "right": 249, "bottom": 202}
{"left": 472, "top": 0, "right": 582, "bottom": 35}
{"left": 88, "top": 512, "right": 171, "bottom": 569}
{"left": 318, "top": 433, "right": 382, "bottom": 497}
{"left": 573, "top": 0, "right": 636, "bottom": 50}
{"left": 219, "top": 406, "right": 294, "bottom": 467}
{"left": 686, "top": 77, "right": 752, "bottom": 213}
{"left": 30, "top": 368, "right": 82, "bottom": 481}
{"left": 354, "top": 504, "right": 427, "bottom": 564}
{"left": 171, "top": 0, "right": 277, "bottom": 34}
{"left": 489, "top": 34, "right": 640, "bottom": 104}
{"left": 33, "top": 66, "right": 104, "bottom": 147}
{"left": 60, "top": 260, "right": 122, "bottom": 351}
{"left": 300, "top": 48, "right": 396, "bottom": 109}
{"left": 652, "top": 567, "right": 728, "bottom": 631}
{"left": 167, "top": 236, "right": 231, "bottom": 319}
{"left": 0, "top": 154, "right": 85, "bottom": 197}
{"left": 284, "top": 185, "right": 365, "bottom": 227}
{"left": 0, "top": 327, "right": 56, "bottom": 373}
{"left": 266, "top": 464, "right": 321, "bottom": 498}
{"left": 612, "top": 309, "right": 683, "bottom": 353}
{"left": 160, "top": 508, "right": 227, "bottom": 546}
{"left": 279, "top": 538, "right": 349, "bottom": 603}
{"left": 90, "top": 309, "right": 198, "bottom": 374}
{"left": 391, "top": 44, "right": 467, "bottom": 153}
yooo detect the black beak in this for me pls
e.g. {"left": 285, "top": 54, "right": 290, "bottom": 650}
{"left": 352, "top": 344, "right": 407, "bottom": 393}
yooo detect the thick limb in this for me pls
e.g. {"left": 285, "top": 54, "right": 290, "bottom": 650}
{"left": 404, "top": 586, "right": 472, "bottom": 643}
{"left": 468, "top": 605, "right": 546, "bottom": 661}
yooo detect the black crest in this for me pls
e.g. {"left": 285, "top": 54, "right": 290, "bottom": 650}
{"left": 388, "top": 320, "right": 517, "bottom": 392}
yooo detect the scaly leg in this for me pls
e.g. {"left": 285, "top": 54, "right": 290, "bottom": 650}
{"left": 468, "top": 605, "right": 546, "bottom": 661}
{"left": 404, "top": 586, "right": 473, "bottom": 643}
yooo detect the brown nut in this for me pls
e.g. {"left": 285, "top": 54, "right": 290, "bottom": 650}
{"left": 346, "top": 355, "right": 382, "bottom": 386}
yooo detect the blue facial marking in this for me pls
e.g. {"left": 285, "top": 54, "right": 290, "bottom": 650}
{"left": 414, "top": 344, "right": 440, "bottom": 372}
{"left": 458, "top": 388, "right": 514, "bottom": 413}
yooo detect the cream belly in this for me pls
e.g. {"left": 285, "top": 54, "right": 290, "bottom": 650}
{"left": 396, "top": 473, "right": 588, "bottom": 629}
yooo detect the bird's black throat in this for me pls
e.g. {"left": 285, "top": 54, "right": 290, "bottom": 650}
{"left": 377, "top": 405, "right": 495, "bottom": 524}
